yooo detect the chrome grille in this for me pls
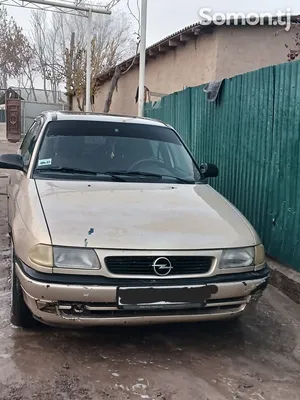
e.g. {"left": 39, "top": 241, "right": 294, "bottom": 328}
{"left": 105, "top": 256, "right": 212, "bottom": 276}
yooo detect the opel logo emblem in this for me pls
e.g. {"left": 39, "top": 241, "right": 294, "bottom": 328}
{"left": 152, "top": 257, "right": 173, "bottom": 276}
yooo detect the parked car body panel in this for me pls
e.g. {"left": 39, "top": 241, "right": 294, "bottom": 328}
{"left": 35, "top": 179, "right": 257, "bottom": 250}
{"left": 16, "top": 259, "right": 267, "bottom": 326}
{"left": 3, "top": 111, "right": 268, "bottom": 328}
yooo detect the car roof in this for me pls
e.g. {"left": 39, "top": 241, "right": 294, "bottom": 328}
{"left": 41, "top": 111, "right": 169, "bottom": 128}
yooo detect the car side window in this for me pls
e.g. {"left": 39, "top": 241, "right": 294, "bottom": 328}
{"left": 20, "top": 123, "right": 35, "bottom": 154}
{"left": 21, "top": 119, "right": 42, "bottom": 169}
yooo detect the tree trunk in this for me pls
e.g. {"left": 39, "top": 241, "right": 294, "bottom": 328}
{"left": 77, "top": 96, "right": 84, "bottom": 112}
{"left": 42, "top": 69, "right": 49, "bottom": 103}
{"left": 103, "top": 66, "right": 121, "bottom": 113}
{"left": 3, "top": 73, "right": 7, "bottom": 90}
{"left": 30, "top": 82, "right": 37, "bottom": 102}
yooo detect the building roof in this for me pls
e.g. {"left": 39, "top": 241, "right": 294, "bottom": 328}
{"left": 14, "top": 87, "right": 67, "bottom": 104}
{"left": 97, "top": 15, "right": 299, "bottom": 85}
{"left": 0, "top": 86, "right": 67, "bottom": 104}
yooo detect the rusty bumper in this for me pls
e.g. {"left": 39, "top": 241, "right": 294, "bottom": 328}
{"left": 15, "top": 259, "right": 269, "bottom": 327}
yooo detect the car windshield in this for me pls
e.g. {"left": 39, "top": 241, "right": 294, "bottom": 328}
{"left": 33, "top": 120, "right": 202, "bottom": 183}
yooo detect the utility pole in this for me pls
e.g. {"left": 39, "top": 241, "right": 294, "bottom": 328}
{"left": 85, "top": 8, "right": 92, "bottom": 112}
{"left": 67, "top": 31, "right": 75, "bottom": 109}
{"left": 138, "top": 0, "right": 148, "bottom": 117}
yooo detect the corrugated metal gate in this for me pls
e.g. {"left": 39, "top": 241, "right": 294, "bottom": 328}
{"left": 21, "top": 101, "right": 69, "bottom": 135}
{"left": 2, "top": 88, "right": 68, "bottom": 140}
{"left": 145, "top": 60, "right": 300, "bottom": 272}
{"left": 6, "top": 97, "right": 21, "bottom": 142}
{"left": 0, "top": 110, "right": 5, "bottom": 122}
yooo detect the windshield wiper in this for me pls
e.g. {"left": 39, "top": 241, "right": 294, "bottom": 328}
{"left": 104, "top": 171, "right": 195, "bottom": 184}
{"left": 106, "top": 171, "right": 162, "bottom": 178}
{"left": 36, "top": 167, "right": 127, "bottom": 181}
{"left": 36, "top": 168, "right": 195, "bottom": 184}
{"left": 101, "top": 173, "right": 128, "bottom": 182}
{"left": 36, "top": 167, "right": 98, "bottom": 175}
{"left": 162, "top": 175, "right": 195, "bottom": 184}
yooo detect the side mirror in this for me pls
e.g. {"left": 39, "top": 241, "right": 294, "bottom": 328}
{"left": 0, "top": 154, "right": 24, "bottom": 171}
{"left": 200, "top": 163, "right": 219, "bottom": 178}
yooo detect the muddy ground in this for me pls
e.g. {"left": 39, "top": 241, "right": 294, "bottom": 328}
{"left": 0, "top": 137, "right": 299, "bottom": 400}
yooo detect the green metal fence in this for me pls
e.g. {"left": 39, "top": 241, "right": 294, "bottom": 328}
{"left": 145, "top": 60, "right": 300, "bottom": 272}
{"left": 0, "top": 109, "right": 5, "bottom": 122}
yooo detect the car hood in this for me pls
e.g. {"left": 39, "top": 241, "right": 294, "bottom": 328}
{"left": 36, "top": 180, "right": 258, "bottom": 250}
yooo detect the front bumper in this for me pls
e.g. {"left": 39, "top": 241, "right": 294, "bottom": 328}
{"left": 15, "top": 260, "right": 269, "bottom": 327}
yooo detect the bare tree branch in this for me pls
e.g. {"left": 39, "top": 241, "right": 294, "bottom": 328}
{"left": 286, "top": 27, "right": 300, "bottom": 61}
{"left": 48, "top": 5, "right": 134, "bottom": 110}
{"left": 103, "top": 0, "right": 141, "bottom": 112}
{"left": 106, "top": 0, "right": 123, "bottom": 10}
{"left": 121, "top": 40, "right": 140, "bottom": 75}
{"left": 0, "top": 5, "right": 33, "bottom": 89}
{"left": 27, "top": 2, "right": 136, "bottom": 111}
{"left": 104, "top": 65, "right": 121, "bottom": 112}
{"left": 122, "top": 0, "right": 141, "bottom": 72}
{"left": 127, "top": 0, "right": 141, "bottom": 37}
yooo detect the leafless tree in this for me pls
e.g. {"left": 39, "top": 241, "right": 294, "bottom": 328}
{"left": 106, "top": 0, "right": 123, "bottom": 9}
{"left": 20, "top": 57, "right": 38, "bottom": 101}
{"left": 0, "top": 6, "right": 32, "bottom": 89}
{"left": 30, "top": 11, "right": 64, "bottom": 103}
{"left": 275, "top": 17, "right": 300, "bottom": 61}
{"left": 28, "top": 3, "right": 134, "bottom": 110}
{"left": 286, "top": 30, "right": 300, "bottom": 61}
{"left": 63, "top": 9, "right": 134, "bottom": 111}
{"left": 103, "top": 0, "right": 141, "bottom": 113}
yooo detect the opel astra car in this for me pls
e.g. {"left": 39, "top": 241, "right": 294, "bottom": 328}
{"left": 0, "top": 111, "right": 268, "bottom": 328}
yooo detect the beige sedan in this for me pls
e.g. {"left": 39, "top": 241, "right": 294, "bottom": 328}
{"left": 0, "top": 111, "right": 268, "bottom": 328}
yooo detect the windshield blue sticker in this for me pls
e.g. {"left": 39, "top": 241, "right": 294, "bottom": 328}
{"left": 38, "top": 158, "right": 52, "bottom": 167}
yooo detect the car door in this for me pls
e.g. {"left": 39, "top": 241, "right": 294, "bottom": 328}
{"left": 8, "top": 118, "right": 43, "bottom": 227}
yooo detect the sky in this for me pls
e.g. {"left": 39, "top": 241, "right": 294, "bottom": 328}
{"left": 5, "top": 0, "right": 300, "bottom": 88}
{"left": 133, "top": 0, "right": 300, "bottom": 45}
{"left": 7, "top": 0, "right": 300, "bottom": 46}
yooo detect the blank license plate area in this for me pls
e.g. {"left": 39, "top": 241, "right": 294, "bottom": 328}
{"left": 117, "top": 286, "right": 216, "bottom": 310}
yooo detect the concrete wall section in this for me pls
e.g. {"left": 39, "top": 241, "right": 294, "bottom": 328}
{"left": 74, "top": 31, "right": 218, "bottom": 116}
{"left": 72, "top": 25, "right": 296, "bottom": 115}
{"left": 215, "top": 25, "right": 294, "bottom": 80}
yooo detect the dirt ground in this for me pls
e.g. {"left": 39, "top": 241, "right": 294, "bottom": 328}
{"left": 0, "top": 138, "right": 299, "bottom": 400}
{"left": 0, "top": 123, "right": 7, "bottom": 141}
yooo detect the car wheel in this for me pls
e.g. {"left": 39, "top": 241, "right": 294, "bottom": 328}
{"left": 10, "top": 244, "right": 37, "bottom": 329}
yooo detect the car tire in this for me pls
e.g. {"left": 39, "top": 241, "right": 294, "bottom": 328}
{"left": 10, "top": 244, "right": 37, "bottom": 329}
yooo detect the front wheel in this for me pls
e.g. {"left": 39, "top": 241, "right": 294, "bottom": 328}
{"left": 10, "top": 245, "right": 37, "bottom": 329}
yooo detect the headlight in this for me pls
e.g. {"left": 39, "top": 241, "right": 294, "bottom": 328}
{"left": 29, "top": 244, "right": 53, "bottom": 267}
{"left": 54, "top": 247, "right": 101, "bottom": 270}
{"left": 255, "top": 244, "right": 265, "bottom": 265}
{"left": 219, "top": 247, "right": 255, "bottom": 269}
{"left": 29, "top": 244, "right": 101, "bottom": 270}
